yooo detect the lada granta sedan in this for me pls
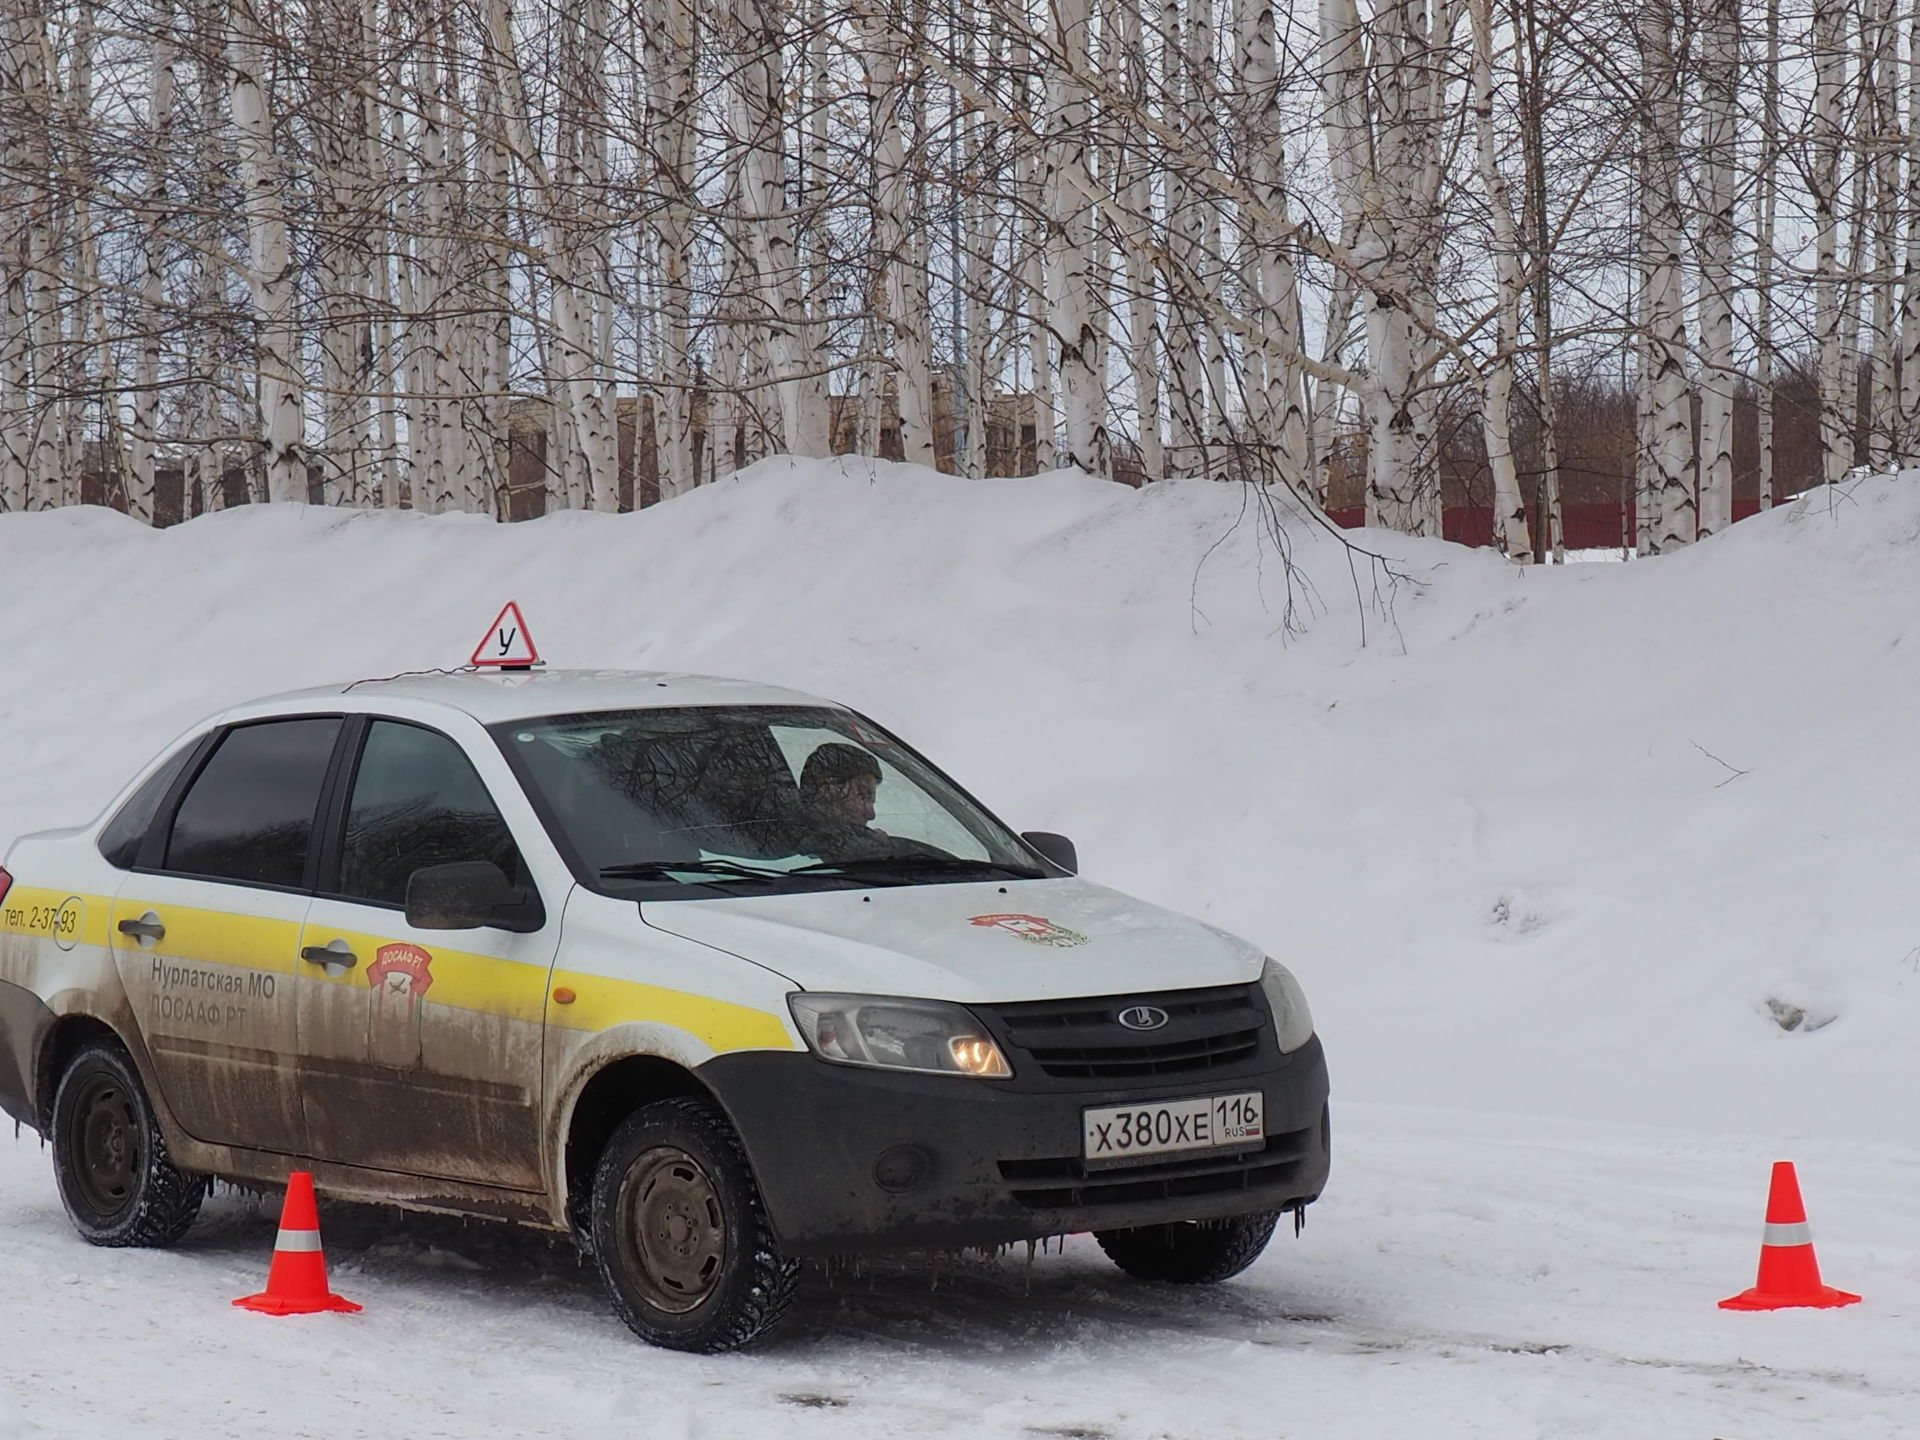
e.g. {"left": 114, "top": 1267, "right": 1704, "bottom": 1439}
{"left": 0, "top": 670, "right": 1330, "bottom": 1351}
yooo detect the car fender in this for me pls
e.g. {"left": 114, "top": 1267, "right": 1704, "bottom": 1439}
{"left": 542, "top": 1020, "right": 809, "bottom": 1220}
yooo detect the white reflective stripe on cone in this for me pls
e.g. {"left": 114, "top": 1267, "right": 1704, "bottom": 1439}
{"left": 274, "top": 1229, "right": 324, "bottom": 1252}
{"left": 1762, "top": 1221, "right": 1814, "bottom": 1247}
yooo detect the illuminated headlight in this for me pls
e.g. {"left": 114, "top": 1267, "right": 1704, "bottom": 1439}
{"left": 788, "top": 994, "right": 1013, "bottom": 1078}
{"left": 1260, "top": 959, "right": 1315, "bottom": 1053}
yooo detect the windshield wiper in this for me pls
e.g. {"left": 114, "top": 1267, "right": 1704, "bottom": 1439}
{"left": 790, "top": 855, "right": 1047, "bottom": 881}
{"left": 599, "top": 859, "right": 797, "bottom": 884}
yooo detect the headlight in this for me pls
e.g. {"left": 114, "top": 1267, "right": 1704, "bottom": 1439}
{"left": 788, "top": 994, "right": 1013, "bottom": 1078}
{"left": 1260, "top": 959, "right": 1315, "bottom": 1053}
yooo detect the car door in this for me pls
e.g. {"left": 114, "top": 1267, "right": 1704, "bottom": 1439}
{"left": 295, "top": 718, "right": 556, "bottom": 1191}
{"left": 111, "top": 715, "right": 344, "bottom": 1154}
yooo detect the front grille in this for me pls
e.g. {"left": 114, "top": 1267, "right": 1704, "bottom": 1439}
{"left": 989, "top": 984, "right": 1266, "bottom": 1080}
{"left": 997, "top": 1126, "right": 1315, "bottom": 1210}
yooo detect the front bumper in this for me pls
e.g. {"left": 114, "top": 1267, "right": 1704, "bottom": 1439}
{"left": 701, "top": 1032, "right": 1330, "bottom": 1255}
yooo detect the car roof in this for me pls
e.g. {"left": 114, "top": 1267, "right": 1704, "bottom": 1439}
{"left": 224, "top": 669, "right": 842, "bottom": 727}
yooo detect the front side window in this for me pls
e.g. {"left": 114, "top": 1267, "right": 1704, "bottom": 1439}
{"left": 496, "top": 706, "right": 1043, "bottom": 898}
{"left": 164, "top": 718, "right": 343, "bottom": 888}
{"left": 338, "top": 721, "right": 526, "bottom": 907}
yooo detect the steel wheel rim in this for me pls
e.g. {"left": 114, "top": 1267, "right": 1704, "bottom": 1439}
{"left": 616, "top": 1147, "right": 728, "bottom": 1315}
{"left": 68, "top": 1073, "right": 140, "bottom": 1219}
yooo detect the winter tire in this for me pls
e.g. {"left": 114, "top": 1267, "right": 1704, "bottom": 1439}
{"left": 50, "top": 1040, "right": 203, "bottom": 1247}
{"left": 1094, "top": 1210, "right": 1280, "bottom": 1285}
{"left": 589, "top": 1096, "right": 800, "bottom": 1353}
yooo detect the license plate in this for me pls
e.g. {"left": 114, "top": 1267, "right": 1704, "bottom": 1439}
{"left": 1082, "top": 1091, "right": 1264, "bottom": 1168}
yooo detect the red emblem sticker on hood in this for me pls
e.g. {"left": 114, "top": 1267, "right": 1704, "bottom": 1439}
{"left": 968, "top": 913, "right": 1090, "bottom": 948}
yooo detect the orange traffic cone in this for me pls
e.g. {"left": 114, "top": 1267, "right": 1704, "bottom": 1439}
{"left": 1719, "top": 1160, "right": 1860, "bottom": 1311}
{"left": 233, "top": 1171, "right": 362, "bottom": 1316}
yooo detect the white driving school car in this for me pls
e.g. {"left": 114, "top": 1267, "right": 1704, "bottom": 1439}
{"left": 0, "top": 670, "right": 1330, "bottom": 1351}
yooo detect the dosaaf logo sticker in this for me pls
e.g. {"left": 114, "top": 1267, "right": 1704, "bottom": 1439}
{"left": 367, "top": 942, "right": 435, "bottom": 1065}
{"left": 967, "top": 913, "right": 1090, "bottom": 948}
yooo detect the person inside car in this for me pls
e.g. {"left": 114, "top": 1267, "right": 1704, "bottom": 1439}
{"left": 793, "top": 743, "right": 894, "bottom": 859}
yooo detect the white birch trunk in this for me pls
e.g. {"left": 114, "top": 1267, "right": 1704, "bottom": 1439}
{"left": 0, "top": 2, "right": 31, "bottom": 512}
{"left": 1309, "top": 260, "right": 1354, "bottom": 509}
{"left": 1239, "top": 0, "right": 1310, "bottom": 488}
{"left": 1117, "top": 1, "right": 1162, "bottom": 480}
{"left": 417, "top": 35, "right": 454, "bottom": 514}
{"left": 1161, "top": 0, "right": 1206, "bottom": 475}
{"left": 1190, "top": 0, "right": 1225, "bottom": 474}
{"left": 1902, "top": 0, "right": 1920, "bottom": 454}
{"left": 319, "top": 0, "right": 377, "bottom": 508}
{"left": 231, "top": 2, "right": 306, "bottom": 504}
{"left": 1756, "top": 0, "right": 1779, "bottom": 508}
{"left": 1868, "top": 0, "right": 1898, "bottom": 468}
{"left": 476, "top": 73, "right": 512, "bottom": 516}
{"left": 1013, "top": 28, "right": 1055, "bottom": 472}
{"left": 1695, "top": 0, "right": 1738, "bottom": 537}
{"left": 1641, "top": 0, "right": 1695, "bottom": 550}
{"left": 128, "top": 11, "right": 177, "bottom": 524}
{"left": 1047, "top": 0, "right": 1110, "bottom": 476}
{"left": 68, "top": 18, "right": 133, "bottom": 510}
{"left": 1327, "top": 0, "right": 1446, "bottom": 534}
{"left": 367, "top": 0, "right": 400, "bottom": 510}
{"left": 645, "top": 0, "right": 699, "bottom": 498}
{"left": 736, "top": 0, "right": 829, "bottom": 459}
{"left": 1814, "top": 0, "right": 1850, "bottom": 486}
{"left": 861, "top": 6, "right": 936, "bottom": 467}
{"left": 186, "top": 22, "right": 226, "bottom": 515}
{"left": 806, "top": 0, "right": 835, "bottom": 459}
{"left": 1468, "top": 0, "right": 1530, "bottom": 561}
{"left": 1024, "top": 203, "right": 1057, "bottom": 472}
{"left": 487, "top": 0, "right": 609, "bottom": 512}
{"left": 961, "top": 6, "right": 1000, "bottom": 478}
{"left": 578, "top": 0, "right": 618, "bottom": 509}
{"left": 23, "top": 0, "right": 60, "bottom": 510}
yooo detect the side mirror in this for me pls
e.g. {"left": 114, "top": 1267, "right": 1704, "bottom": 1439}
{"left": 405, "top": 861, "right": 540, "bottom": 932}
{"left": 1020, "top": 831, "right": 1078, "bottom": 876}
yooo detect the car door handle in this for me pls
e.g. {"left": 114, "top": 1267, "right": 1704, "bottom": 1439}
{"left": 301, "top": 941, "right": 358, "bottom": 969}
{"left": 117, "top": 913, "right": 165, "bottom": 944}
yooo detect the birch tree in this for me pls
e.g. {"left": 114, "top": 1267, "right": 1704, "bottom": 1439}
{"left": 231, "top": 0, "right": 306, "bottom": 503}
{"left": 1695, "top": 0, "right": 1738, "bottom": 538}
{"left": 128, "top": 8, "right": 178, "bottom": 524}
{"left": 1637, "top": 0, "right": 1695, "bottom": 553}
{"left": 1469, "top": 0, "right": 1532, "bottom": 560}
{"left": 1045, "top": 0, "right": 1110, "bottom": 475}
{"left": 1812, "top": 0, "right": 1851, "bottom": 487}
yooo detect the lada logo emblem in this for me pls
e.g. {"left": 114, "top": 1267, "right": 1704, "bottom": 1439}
{"left": 1116, "top": 1005, "right": 1169, "bottom": 1031}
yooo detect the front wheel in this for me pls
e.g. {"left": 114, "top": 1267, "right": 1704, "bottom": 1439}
{"left": 589, "top": 1096, "right": 800, "bottom": 1353}
{"left": 49, "top": 1041, "right": 203, "bottom": 1247}
{"left": 1095, "top": 1211, "right": 1280, "bottom": 1284}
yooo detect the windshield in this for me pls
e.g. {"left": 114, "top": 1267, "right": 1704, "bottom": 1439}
{"left": 492, "top": 706, "right": 1046, "bottom": 898}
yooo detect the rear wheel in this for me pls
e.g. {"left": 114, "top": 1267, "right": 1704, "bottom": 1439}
{"left": 49, "top": 1041, "right": 202, "bottom": 1247}
{"left": 1095, "top": 1211, "right": 1280, "bottom": 1284}
{"left": 589, "top": 1096, "right": 799, "bottom": 1353}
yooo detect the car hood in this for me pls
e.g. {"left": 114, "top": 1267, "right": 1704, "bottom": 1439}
{"left": 639, "top": 877, "right": 1264, "bottom": 1004}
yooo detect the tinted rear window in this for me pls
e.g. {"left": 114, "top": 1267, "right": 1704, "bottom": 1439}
{"left": 98, "top": 740, "right": 200, "bottom": 869}
{"left": 164, "top": 718, "right": 342, "bottom": 889}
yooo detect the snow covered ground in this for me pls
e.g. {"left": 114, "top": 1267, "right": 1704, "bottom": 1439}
{"left": 3, "top": 461, "right": 1916, "bottom": 1436}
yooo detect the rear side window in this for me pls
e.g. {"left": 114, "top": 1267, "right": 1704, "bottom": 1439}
{"left": 338, "top": 721, "right": 525, "bottom": 907}
{"left": 164, "top": 718, "right": 343, "bottom": 889}
{"left": 98, "top": 740, "right": 200, "bottom": 869}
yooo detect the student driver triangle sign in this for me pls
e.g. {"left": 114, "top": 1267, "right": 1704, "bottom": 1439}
{"left": 471, "top": 601, "right": 541, "bottom": 668}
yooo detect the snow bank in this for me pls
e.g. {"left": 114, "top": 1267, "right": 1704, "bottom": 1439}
{"left": 5, "top": 459, "right": 1915, "bottom": 1141}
